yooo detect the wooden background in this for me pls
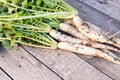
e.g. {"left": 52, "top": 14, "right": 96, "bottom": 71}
{"left": 0, "top": 0, "right": 120, "bottom": 80}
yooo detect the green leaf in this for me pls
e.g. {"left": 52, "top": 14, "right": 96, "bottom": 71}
{"left": 0, "top": 23, "right": 3, "bottom": 31}
{"left": 43, "top": 0, "right": 57, "bottom": 8}
{"left": 6, "top": 0, "right": 11, "bottom": 2}
{"left": 11, "top": 13, "right": 19, "bottom": 18}
{"left": 22, "top": 0, "right": 28, "bottom": 7}
{"left": 36, "top": 0, "right": 41, "bottom": 6}
{"left": 0, "top": 32, "right": 3, "bottom": 37}
{"left": 1, "top": 40, "right": 13, "bottom": 49}
{"left": 11, "top": 0, "right": 16, "bottom": 4}
{"left": 11, "top": 0, "right": 21, "bottom": 5}
{"left": 7, "top": 5, "right": 15, "bottom": 14}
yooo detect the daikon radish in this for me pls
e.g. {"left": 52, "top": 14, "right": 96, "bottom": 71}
{"left": 59, "top": 23, "right": 89, "bottom": 40}
{"left": 49, "top": 29, "right": 88, "bottom": 44}
{"left": 73, "top": 16, "right": 120, "bottom": 48}
{"left": 86, "top": 22, "right": 120, "bottom": 45}
{"left": 50, "top": 29, "right": 120, "bottom": 53}
{"left": 58, "top": 42, "right": 120, "bottom": 64}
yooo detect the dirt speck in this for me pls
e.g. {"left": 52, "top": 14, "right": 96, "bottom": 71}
{"left": 57, "top": 53, "right": 61, "bottom": 56}
{"left": 18, "top": 64, "right": 22, "bottom": 68}
{"left": 97, "top": 0, "right": 108, "bottom": 4}
{"left": 21, "top": 56, "right": 24, "bottom": 59}
{"left": 1, "top": 55, "right": 5, "bottom": 58}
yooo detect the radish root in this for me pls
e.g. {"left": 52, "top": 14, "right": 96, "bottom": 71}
{"left": 58, "top": 42, "right": 120, "bottom": 64}
{"left": 49, "top": 15, "right": 120, "bottom": 64}
{"left": 108, "top": 31, "right": 120, "bottom": 39}
{"left": 107, "top": 20, "right": 113, "bottom": 35}
{"left": 59, "top": 23, "right": 89, "bottom": 40}
{"left": 73, "top": 16, "right": 120, "bottom": 49}
{"left": 50, "top": 29, "right": 120, "bottom": 53}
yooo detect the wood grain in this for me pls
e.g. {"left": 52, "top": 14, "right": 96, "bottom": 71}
{"left": 0, "top": 47, "right": 61, "bottom": 80}
{"left": 23, "top": 46, "right": 112, "bottom": 80}
{"left": 0, "top": 0, "right": 120, "bottom": 80}
{"left": 0, "top": 69, "right": 11, "bottom": 80}
{"left": 66, "top": 0, "right": 120, "bottom": 37}
{"left": 80, "top": 55, "right": 120, "bottom": 80}
{"left": 67, "top": 0, "right": 120, "bottom": 80}
{"left": 79, "top": 0, "right": 120, "bottom": 21}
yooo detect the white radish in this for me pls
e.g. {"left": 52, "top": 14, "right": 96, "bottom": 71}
{"left": 73, "top": 16, "right": 120, "bottom": 48}
{"left": 91, "top": 42, "right": 120, "bottom": 53}
{"left": 50, "top": 29, "right": 120, "bottom": 53}
{"left": 86, "top": 22, "right": 120, "bottom": 45}
{"left": 103, "top": 50, "right": 120, "bottom": 60}
{"left": 58, "top": 42, "right": 120, "bottom": 64}
{"left": 49, "top": 29, "right": 89, "bottom": 44}
{"left": 111, "top": 37, "right": 120, "bottom": 45}
{"left": 59, "top": 23, "right": 89, "bottom": 40}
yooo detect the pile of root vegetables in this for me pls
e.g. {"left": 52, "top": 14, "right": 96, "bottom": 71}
{"left": 50, "top": 17, "right": 120, "bottom": 64}
{"left": 0, "top": 0, "right": 120, "bottom": 64}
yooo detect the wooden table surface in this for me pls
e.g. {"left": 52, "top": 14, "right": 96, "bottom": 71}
{"left": 0, "top": 0, "right": 120, "bottom": 80}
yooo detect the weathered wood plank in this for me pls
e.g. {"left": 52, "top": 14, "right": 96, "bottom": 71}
{"left": 79, "top": 0, "right": 120, "bottom": 21}
{"left": 0, "top": 1, "right": 119, "bottom": 80}
{"left": 67, "top": 0, "right": 120, "bottom": 80}
{"left": 23, "top": 46, "right": 112, "bottom": 80}
{"left": 0, "top": 47, "right": 61, "bottom": 80}
{"left": 66, "top": 0, "right": 120, "bottom": 37}
{"left": 80, "top": 55, "right": 120, "bottom": 80}
{"left": 0, "top": 69, "right": 11, "bottom": 80}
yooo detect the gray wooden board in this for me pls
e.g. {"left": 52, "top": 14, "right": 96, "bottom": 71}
{"left": 0, "top": 69, "right": 11, "bottom": 80}
{"left": 67, "top": 0, "right": 120, "bottom": 80}
{"left": 79, "top": 0, "right": 120, "bottom": 21}
{"left": 0, "top": 0, "right": 120, "bottom": 80}
{"left": 80, "top": 55, "right": 120, "bottom": 80}
{"left": 23, "top": 46, "right": 112, "bottom": 80}
{"left": 0, "top": 47, "right": 61, "bottom": 80}
{"left": 66, "top": 0, "right": 120, "bottom": 38}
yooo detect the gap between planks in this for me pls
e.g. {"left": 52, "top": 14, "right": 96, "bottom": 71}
{"left": 0, "top": 46, "right": 62, "bottom": 80}
{"left": 79, "top": 0, "right": 120, "bottom": 21}
{"left": 0, "top": 0, "right": 120, "bottom": 80}
{"left": 22, "top": 46, "right": 112, "bottom": 80}
{"left": 66, "top": 0, "right": 120, "bottom": 37}
{"left": 66, "top": 0, "right": 120, "bottom": 80}
{"left": 0, "top": 67, "right": 12, "bottom": 80}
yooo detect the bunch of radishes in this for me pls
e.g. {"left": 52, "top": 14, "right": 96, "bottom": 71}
{"left": 50, "top": 16, "right": 120, "bottom": 64}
